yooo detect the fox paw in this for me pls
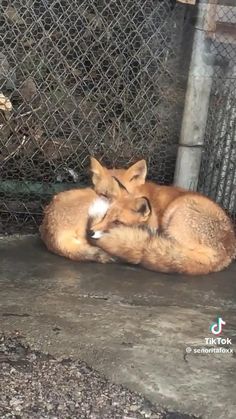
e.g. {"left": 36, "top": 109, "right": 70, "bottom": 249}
{"left": 96, "top": 249, "right": 116, "bottom": 264}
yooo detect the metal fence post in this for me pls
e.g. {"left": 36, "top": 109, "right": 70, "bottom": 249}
{"left": 174, "top": 0, "right": 215, "bottom": 190}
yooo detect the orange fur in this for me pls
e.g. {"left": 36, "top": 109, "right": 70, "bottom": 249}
{"left": 39, "top": 158, "right": 147, "bottom": 262}
{"left": 89, "top": 183, "right": 236, "bottom": 275}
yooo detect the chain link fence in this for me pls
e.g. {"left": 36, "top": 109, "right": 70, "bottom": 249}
{"left": 0, "top": 0, "right": 187, "bottom": 234}
{"left": 1, "top": 0, "right": 236, "bottom": 234}
{"left": 198, "top": 1, "right": 236, "bottom": 224}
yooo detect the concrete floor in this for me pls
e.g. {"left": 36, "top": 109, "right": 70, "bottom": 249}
{"left": 0, "top": 235, "right": 236, "bottom": 419}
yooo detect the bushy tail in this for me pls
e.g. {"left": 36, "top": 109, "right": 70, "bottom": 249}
{"left": 90, "top": 226, "right": 186, "bottom": 272}
{"left": 94, "top": 226, "right": 233, "bottom": 275}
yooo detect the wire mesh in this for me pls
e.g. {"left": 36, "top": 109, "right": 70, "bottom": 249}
{"left": 198, "top": 1, "right": 236, "bottom": 223}
{"left": 0, "top": 0, "right": 186, "bottom": 234}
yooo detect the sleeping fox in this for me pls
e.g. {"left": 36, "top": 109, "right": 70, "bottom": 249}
{"left": 39, "top": 158, "right": 147, "bottom": 262}
{"left": 88, "top": 179, "right": 236, "bottom": 275}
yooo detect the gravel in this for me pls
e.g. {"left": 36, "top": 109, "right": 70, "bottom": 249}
{"left": 0, "top": 332, "right": 199, "bottom": 419}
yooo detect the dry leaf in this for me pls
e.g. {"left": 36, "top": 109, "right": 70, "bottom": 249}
{"left": 0, "top": 93, "right": 12, "bottom": 112}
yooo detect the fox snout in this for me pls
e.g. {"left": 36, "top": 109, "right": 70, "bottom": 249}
{"left": 87, "top": 229, "right": 104, "bottom": 240}
{"left": 87, "top": 197, "right": 110, "bottom": 240}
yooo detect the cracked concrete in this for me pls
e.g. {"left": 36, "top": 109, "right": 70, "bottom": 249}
{"left": 0, "top": 235, "right": 236, "bottom": 419}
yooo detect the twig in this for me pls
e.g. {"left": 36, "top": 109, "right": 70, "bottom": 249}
{"left": 16, "top": 106, "right": 42, "bottom": 119}
{"left": 2, "top": 136, "right": 27, "bottom": 163}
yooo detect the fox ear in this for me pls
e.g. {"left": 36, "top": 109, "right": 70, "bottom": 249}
{"left": 135, "top": 196, "right": 151, "bottom": 218}
{"left": 90, "top": 157, "right": 106, "bottom": 186}
{"left": 127, "top": 160, "right": 147, "bottom": 185}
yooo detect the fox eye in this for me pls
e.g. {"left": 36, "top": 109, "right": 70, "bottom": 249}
{"left": 113, "top": 220, "right": 121, "bottom": 225}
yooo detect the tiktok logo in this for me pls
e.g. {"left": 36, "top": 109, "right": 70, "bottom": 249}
{"left": 210, "top": 317, "right": 226, "bottom": 335}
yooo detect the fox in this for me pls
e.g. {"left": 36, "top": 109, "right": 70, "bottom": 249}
{"left": 88, "top": 180, "right": 236, "bottom": 275}
{"left": 39, "top": 157, "right": 147, "bottom": 262}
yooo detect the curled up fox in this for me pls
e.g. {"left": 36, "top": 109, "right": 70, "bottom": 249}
{"left": 88, "top": 171, "right": 236, "bottom": 275}
{"left": 40, "top": 157, "right": 236, "bottom": 275}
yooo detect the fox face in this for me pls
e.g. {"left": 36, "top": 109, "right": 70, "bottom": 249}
{"left": 87, "top": 194, "right": 152, "bottom": 239}
{"left": 86, "top": 158, "right": 148, "bottom": 236}
{"left": 90, "top": 157, "right": 147, "bottom": 199}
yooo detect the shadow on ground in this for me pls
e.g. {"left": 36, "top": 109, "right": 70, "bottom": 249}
{"left": 0, "top": 235, "right": 235, "bottom": 419}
